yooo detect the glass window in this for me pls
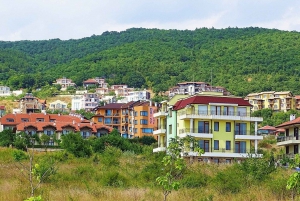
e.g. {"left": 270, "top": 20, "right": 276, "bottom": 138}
{"left": 214, "top": 140, "right": 219, "bottom": 150}
{"left": 140, "top": 119, "right": 148, "bottom": 125}
{"left": 226, "top": 141, "right": 231, "bottom": 150}
{"left": 214, "top": 122, "right": 219, "bottom": 131}
{"left": 98, "top": 117, "right": 102, "bottom": 122}
{"left": 104, "top": 118, "right": 111, "bottom": 124}
{"left": 169, "top": 125, "right": 172, "bottom": 134}
{"left": 141, "top": 128, "right": 153, "bottom": 133}
{"left": 226, "top": 122, "right": 231, "bottom": 132}
{"left": 140, "top": 111, "right": 148, "bottom": 116}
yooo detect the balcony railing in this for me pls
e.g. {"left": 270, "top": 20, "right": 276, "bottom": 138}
{"left": 178, "top": 110, "right": 252, "bottom": 117}
{"left": 234, "top": 130, "right": 260, "bottom": 135}
{"left": 277, "top": 136, "right": 299, "bottom": 142}
{"left": 186, "top": 146, "right": 257, "bottom": 154}
{"left": 179, "top": 128, "right": 212, "bottom": 134}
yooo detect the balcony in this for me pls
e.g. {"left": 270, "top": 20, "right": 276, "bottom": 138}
{"left": 277, "top": 136, "right": 300, "bottom": 146}
{"left": 153, "top": 126, "right": 166, "bottom": 135}
{"left": 178, "top": 110, "right": 263, "bottom": 122}
{"left": 153, "top": 111, "right": 168, "bottom": 118}
{"left": 178, "top": 128, "right": 213, "bottom": 138}
{"left": 234, "top": 130, "right": 263, "bottom": 140}
{"left": 184, "top": 148, "right": 262, "bottom": 158}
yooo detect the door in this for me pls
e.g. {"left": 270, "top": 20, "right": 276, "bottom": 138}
{"left": 294, "top": 145, "right": 298, "bottom": 154}
{"left": 235, "top": 123, "right": 247, "bottom": 135}
{"left": 199, "top": 140, "right": 210, "bottom": 152}
{"left": 198, "top": 121, "right": 209, "bottom": 133}
{"left": 235, "top": 141, "right": 246, "bottom": 153}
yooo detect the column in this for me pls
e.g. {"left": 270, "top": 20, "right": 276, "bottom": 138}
{"left": 190, "top": 118, "right": 193, "bottom": 133}
{"left": 255, "top": 121, "right": 258, "bottom": 154}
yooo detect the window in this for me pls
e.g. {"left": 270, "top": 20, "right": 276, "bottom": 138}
{"left": 63, "top": 130, "right": 70, "bottom": 134}
{"left": 142, "top": 128, "right": 153, "bottom": 133}
{"left": 134, "top": 111, "right": 138, "bottom": 116}
{"left": 226, "top": 122, "right": 231, "bottom": 132}
{"left": 104, "top": 118, "right": 111, "bottom": 124}
{"left": 225, "top": 159, "right": 231, "bottom": 164}
{"left": 106, "top": 110, "right": 112, "bottom": 116}
{"left": 226, "top": 141, "right": 231, "bottom": 150}
{"left": 37, "top": 118, "right": 44, "bottom": 122}
{"left": 235, "top": 123, "right": 247, "bottom": 135}
{"left": 140, "top": 111, "right": 148, "bottom": 116}
{"left": 98, "top": 117, "right": 102, "bottom": 122}
{"left": 214, "top": 140, "right": 219, "bottom": 150}
{"left": 169, "top": 109, "right": 172, "bottom": 117}
{"left": 81, "top": 131, "right": 90, "bottom": 139}
{"left": 198, "top": 121, "right": 210, "bottom": 133}
{"left": 6, "top": 118, "right": 14, "bottom": 122}
{"left": 169, "top": 125, "right": 172, "bottom": 134}
{"left": 214, "top": 122, "right": 219, "bottom": 131}
{"left": 44, "top": 130, "right": 54, "bottom": 136}
{"left": 140, "top": 119, "right": 148, "bottom": 125}
{"left": 133, "top": 128, "right": 137, "bottom": 133}
{"left": 134, "top": 120, "right": 138, "bottom": 125}
{"left": 21, "top": 118, "right": 29, "bottom": 122}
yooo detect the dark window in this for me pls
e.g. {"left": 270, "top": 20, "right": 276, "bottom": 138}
{"left": 214, "top": 140, "right": 219, "bottom": 150}
{"left": 226, "top": 141, "right": 231, "bottom": 150}
{"left": 169, "top": 125, "right": 172, "bottom": 134}
{"left": 226, "top": 122, "right": 231, "bottom": 132}
{"left": 214, "top": 122, "right": 219, "bottom": 131}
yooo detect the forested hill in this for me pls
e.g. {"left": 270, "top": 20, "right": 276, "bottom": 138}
{"left": 1, "top": 27, "right": 300, "bottom": 96}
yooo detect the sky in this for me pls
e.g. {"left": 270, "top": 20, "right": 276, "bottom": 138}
{"left": 1, "top": 0, "right": 300, "bottom": 41}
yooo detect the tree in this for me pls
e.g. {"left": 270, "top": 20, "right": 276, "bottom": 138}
{"left": 0, "top": 129, "right": 15, "bottom": 147}
{"left": 60, "top": 132, "right": 93, "bottom": 157}
{"left": 287, "top": 154, "right": 300, "bottom": 200}
{"left": 156, "top": 136, "right": 203, "bottom": 201}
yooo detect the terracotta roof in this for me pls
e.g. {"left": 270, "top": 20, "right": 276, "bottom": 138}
{"left": 276, "top": 117, "right": 300, "bottom": 128}
{"left": 83, "top": 79, "right": 98, "bottom": 83}
{"left": 97, "top": 103, "right": 125, "bottom": 109}
{"left": 295, "top": 95, "right": 300, "bottom": 99}
{"left": 173, "top": 95, "right": 251, "bottom": 111}
{"left": 258, "top": 125, "right": 277, "bottom": 131}
{"left": 276, "top": 128, "right": 285, "bottom": 132}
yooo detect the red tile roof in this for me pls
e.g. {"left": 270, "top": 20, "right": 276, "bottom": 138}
{"left": 83, "top": 79, "right": 98, "bottom": 83}
{"left": 173, "top": 96, "right": 251, "bottom": 110}
{"left": 258, "top": 125, "right": 277, "bottom": 131}
{"left": 97, "top": 103, "right": 125, "bottom": 109}
{"left": 276, "top": 117, "right": 300, "bottom": 128}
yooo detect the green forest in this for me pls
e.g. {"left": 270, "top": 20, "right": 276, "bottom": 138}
{"left": 1, "top": 27, "right": 300, "bottom": 96}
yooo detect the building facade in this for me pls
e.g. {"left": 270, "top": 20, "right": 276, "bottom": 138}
{"left": 245, "top": 91, "right": 295, "bottom": 112}
{"left": 71, "top": 93, "right": 100, "bottom": 111}
{"left": 153, "top": 93, "right": 263, "bottom": 163}
{"left": 53, "top": 77, "right": 76, "bottom": 91}
{"left": 0, "top": 86, "right": 11, "bottom": 96}
{"left": 19, "top": 93, "right": 46, "bottom": 114}
{"left": 48, "top": 100, "right": 69, "bottom": 112}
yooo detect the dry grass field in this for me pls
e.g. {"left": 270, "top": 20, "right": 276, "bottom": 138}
{"left": 0, "top": 147, "right": 295, "bottom": 201}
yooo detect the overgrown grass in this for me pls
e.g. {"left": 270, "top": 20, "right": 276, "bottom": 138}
{"left": 0, "top": 147, "right": 295, "bottom": 201}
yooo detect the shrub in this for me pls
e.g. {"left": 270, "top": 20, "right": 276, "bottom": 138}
{"left": 182, "top": 171, "right": 209, "bottom": 188}
{"left": 60, "top": 132, "right": 93, "bottom": 157}
{"left": 101, "top": 146, "right": 122, "bottom": 167}
{"left": 101, "top": 171, "right": 127, "bottom": 187}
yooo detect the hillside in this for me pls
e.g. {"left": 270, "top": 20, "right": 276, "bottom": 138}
{"left": 1, "top": 27, "right": 300, "bottom": 96}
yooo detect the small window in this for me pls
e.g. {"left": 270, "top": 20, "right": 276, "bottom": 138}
{"left": 226, "top": 141, "right": 231, "bottom": 150}
{"left": 37, "top": 118, "right": 44, "bottom": 122}
{"left": 169, "top": 125, "right": 172, "bottom": 134}
{"left": 214, "top": 140, "right": 219, "bottom": 150}
{"left": 214, "top": 122, "right": 219, "bottom": 131}
{"left": 6, "top": 118, "right": 14, "bottom": 122}
{"left": 21, "top": 118, "right": 29, "bottom": 122}
{"left": 140, "top": 119, "right": 148, "bottom": 125}
{"left": 98, "top": 117, "right": 102, "bottom": 122}
{"left": 226, "top": 122, "right": 231, "bottom": 132}
{"left": 140, "top": 111, "right": 148, "bottom": 116}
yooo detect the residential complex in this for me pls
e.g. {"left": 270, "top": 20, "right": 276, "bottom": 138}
{"left": 92, "top": 101, "right": 157, "bottom": 138}
{"left": 244, "top": 91, "right": 295, "bottom": 112}
{"left": 0, "top": 113, "right": 112, "bottom": 145}
{"left": 153, "top": 92, "right": 263, "bottom": 163}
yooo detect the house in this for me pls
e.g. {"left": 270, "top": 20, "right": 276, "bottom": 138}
{"left": 244, "top": 91, "right": 295, "bottom": 112}
{"left": 0, "top": 113, "right": 113, "bottom": 145}
{"left": 0, "top": 86, "right": 12, "bottom": 96}
{"left": 119, "top": 90, "right": 150, "bottom": 103}
{"left": 18, "top": 93, "right": 46, "bottom": 114}
{"left": 276, "top": 115, "right": 300, "bottom": 159}
{"left": 92, "top": 101, "right": 158, "bottom": 138}
{"left": 83, "top": 77, "right": 108, "bottom": 88}
{"left": 48, "top": 100, "right": 69, "bottom": 112}
{"left": 258, "top": 125, "right": 277, "bottom": 135}
{"left": 53, "top": 77, "right": 76, "bottom": 91}
{"left": 168, "top": 82, "right": 231, "bottom": 98}
{"left": 71, "top": 93, "right": 100, "bottom": 111}
{"left": 153, "top": 92, "right": 263, "bottom": 163}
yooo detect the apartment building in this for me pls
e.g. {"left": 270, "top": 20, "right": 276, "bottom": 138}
{"left": 53, "top": 77, "right": 76, "bottom": 91}
{"left": 71, "top": 93, "right": 100, "bottom": 111}
{"left": 83, "top": 77, "right": 108, "bottom": 88}
{"left": 168, "top": 82, "right": 231, "bottom": 98}
{"left": 0, "top": 113, "right": 112, "bottom": 145}
{"left": 48, "top": 100, "right": 69, "bottom": 112}
{"left": 153, "top": 93, "right": 263, "bottom": 163}
{"left": 92, "top": 101, "right": 158, "bottom": 138}
{"left": 244, "top": 91, "right": 295, "bottom": 112}
{"left": 276, "top": 115, "right": 300, "bottom": 159}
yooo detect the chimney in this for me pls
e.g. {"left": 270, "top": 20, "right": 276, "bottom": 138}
{"left": 290, "top": 114, "right": 296, "bottom": 121}
{"left": 73, "top": 120, "right": 75, "bottom": 125}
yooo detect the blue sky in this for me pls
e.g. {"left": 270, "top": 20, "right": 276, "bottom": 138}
{"left": 1, "top": 0, "right": 300, "bottom": 41}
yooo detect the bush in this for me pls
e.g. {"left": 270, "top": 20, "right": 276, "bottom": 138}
{"left": 101, "top": 146, "right": 122, "bottom": 167}
{"left": 60, "top": 132, "right": 93, "bottom": 157}
{"left": 100, "top": 171, "right": 128, "bottom": 187}
{"left": 212, "top": 165, "right": 243, "bottom": 194}
{"left": 182, "top": 171, "right": 209, "bottom": 188}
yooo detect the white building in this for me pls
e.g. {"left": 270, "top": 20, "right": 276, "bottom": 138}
{"left": 0, "top": 86, "right": 11, "bottom": 96}
{"left": 48, "top": 100, "right": 69, "bottom": 112}
{"left": 71, "top": 93, "right": 100, "bottom": 111}
{"left": 118, "top": 90, "right": 150, "bottom": 103}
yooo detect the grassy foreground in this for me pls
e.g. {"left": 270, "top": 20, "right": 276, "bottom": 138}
{"left": 0, "top": 147, "right": 294, "bottom": 201}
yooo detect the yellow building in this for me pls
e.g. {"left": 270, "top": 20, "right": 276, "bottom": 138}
{"left": 153, "top": 93, "right": 264, "bottom": 163}
{"left": 244, "top": 91, "right": 295, "bottom": 112}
